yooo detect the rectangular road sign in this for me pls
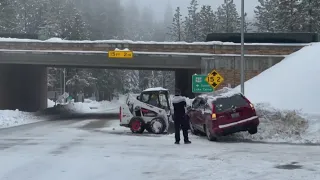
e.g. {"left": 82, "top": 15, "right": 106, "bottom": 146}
{"left": 192, "top": 75, "right": 214, "bottom": 93}
{"left": 108, "top": 51, "right": 133, "bottom": 58}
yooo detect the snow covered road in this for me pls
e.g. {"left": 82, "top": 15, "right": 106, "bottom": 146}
{"left": 0, "top": 119, "right": 319, "bottom": 180}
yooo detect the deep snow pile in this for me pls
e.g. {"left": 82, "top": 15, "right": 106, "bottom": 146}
{"left": 232, "top": 103, "right": 312, "bottom": 143}
{"left": 0, "top": 110, "right": 42, "bottom": 129}
{"left": 235, "top": 43, "right": 320, "bottom": 114}
{"left": 232, "top": 43, "right": 320, "bottom": 143}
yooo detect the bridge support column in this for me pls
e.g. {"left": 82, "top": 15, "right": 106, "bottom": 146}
{"left": 175, "top": 69, "right": 200, "bottom": 98}
{"left": 0, "top": 64, "right": 47, "bottom": 112}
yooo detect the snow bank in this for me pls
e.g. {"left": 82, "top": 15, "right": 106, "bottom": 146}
{"left": 231, "top": 43, "right": 320, "bottom": 143}
{"left": 0, "top": 110, "right": 42, "bottom": 129}
{"left": 63, "top": 97, "right": 125, "bottom": 114}
{"left": 0, "top": 37, "right": 309, "bottom": 46}
{"left": 47, "top": 99, "right": 55, "bottom": 108}
{"left": 230, "top": 103, "right": 313, "bottom": 143}
{"left": 235, "top": 43, "right": 320, "bottom": 114}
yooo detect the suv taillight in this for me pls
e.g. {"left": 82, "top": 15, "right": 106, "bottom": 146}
{"left": 119, "top": 107, "right": 122, "bottom": 122}
{"left": 242, "top": 95, "right": 255, "bottom": 110}
{"left": 211, "top": 103, "right": 217, "bottom": 120}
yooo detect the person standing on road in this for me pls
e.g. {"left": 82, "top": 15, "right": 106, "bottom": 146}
{"left": 172, "top": 89, "right": 191, "bottom": 144}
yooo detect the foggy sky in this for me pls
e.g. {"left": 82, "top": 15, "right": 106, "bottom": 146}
{"left": 122, "top": 0, "right": 258, "bottom": 20}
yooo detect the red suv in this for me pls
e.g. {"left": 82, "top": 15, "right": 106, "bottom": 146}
{"left": 187, "top": 92, "right": 259, "bottom": 141}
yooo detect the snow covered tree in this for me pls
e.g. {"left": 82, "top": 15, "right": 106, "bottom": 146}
{"left": 14, "top": 0, "right": 48, "bottom": 34}
{"left": 77, "top": 0, "right": 124, "bottom": 40}
{"left": 121, "top": 70, "right": 140, "bottom": 93}
{"left": 254, "top": 0, "right": 278, "bottom": 32}
{"left": 38, "top": 0, "right": 89, "bottom": 40}
{"left": 167, "top": 7, "right": 185, "bottom": 41}
{"left": 215, "top": 0, "right": 240, "bottom": 33}
{"left": 47, "top": 67, "right": 60, "bottom": 90}
{"left": 300, "top": 0, "right": 320, "bottom": 32}
{"left": 0, "top": 0, "right": 19, "bottom": 32}
{"left": 123, "top": 0, "right": 141, "bottom": 40}
{"left": 275, "top": 0, "right": 303, "bottom": 32}
{"left": 163, "top": 1, "right": 174, "bottom": 41}
{"left": 152, "top": 21, "right": 167, "bottom": 41}
{"left": 139, "top": 6, "right": 156, "bottom": 41}
{"left": 66, "top": 69, "right": 96, "bottom": 94}
{"left": 38, "top": 0, "right": 64, "bottom": 38}
{"left": 184, "top": 0, "right": 201, "bottom": 42}
{"left": 198, "top": 5, "right": 216, "bottom": 40}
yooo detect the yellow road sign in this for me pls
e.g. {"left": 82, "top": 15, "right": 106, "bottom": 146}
{"left": 205, "top": 70, "right": 224, "bottom": 89}
{"left": 108, "top": 51, "right": 133, "bottom": 58}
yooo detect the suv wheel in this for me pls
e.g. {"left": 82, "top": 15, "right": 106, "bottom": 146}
{"left": 205, "top": 125, "right": 217, "bottom": 141}
{"left": 248, "top": 127, "right": 258, "bottom": 135}
{"left": 189, "top": 121, "right": 200, "bottom": 135}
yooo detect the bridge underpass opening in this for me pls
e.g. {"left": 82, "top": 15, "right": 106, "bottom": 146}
{"left": 0, "top": 64, "right": 47, "bottom": 112}
{"left": 47, "top": 67, "right": 199, "bottom": 102}
{"left": 0, "top": 65, "right": 199, "bottom": 112}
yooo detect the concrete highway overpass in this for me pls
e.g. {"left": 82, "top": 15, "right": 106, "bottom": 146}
{"left": 0, "top": 38, "right": 307, "bottom": 112}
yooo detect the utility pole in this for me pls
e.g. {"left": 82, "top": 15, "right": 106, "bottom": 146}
{"left": 240, "top": 0, "right": 245, "bottom": 94}
{"left": 63, "top": 68, "right": 66, "bottom": 93}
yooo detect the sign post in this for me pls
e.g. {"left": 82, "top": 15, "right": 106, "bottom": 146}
{"left": 192, "top": 75, "right": 214, "bottom": 93}
{"left": 108, "top": 50, "right": 133, "bottom": 58}
{"left": 205, "top": 70, "right": 224, "bottom": 89}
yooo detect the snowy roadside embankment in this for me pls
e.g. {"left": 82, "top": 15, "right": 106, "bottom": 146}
{"left": 62, "top": 97, "right": 125, "bottom": 114}
{"left": 0, "top": 110, "right": 43, "bottom": 129}
{"left": 231, "top": 103, "right": 315, "bottom": 143}
{"left": 230, "top": 43, "right": 320, "bottom": 144}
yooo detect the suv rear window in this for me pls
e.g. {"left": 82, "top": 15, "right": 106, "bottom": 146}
{"left": 213, "top": 94, "right": 248, "bottom": 113}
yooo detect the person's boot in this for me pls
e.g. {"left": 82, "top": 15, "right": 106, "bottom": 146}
{"left": 174, "top": 141, "right": 180, "bottom": 144}
{"left": 184, "top": 140, "right": 191, "bottom": 144}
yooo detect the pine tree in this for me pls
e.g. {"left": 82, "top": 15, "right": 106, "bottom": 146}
{"left": 38, "top": 0, "right": 64, "bottom": 38}
{"left": 163, "top": 1, "right": 173, "bottom": 41}
{"left": 275, "top": 0, "right": 303, "bottom": 32}
{"left": 139, "top": 6, "right": 155, "bottom": 41}
{"left": 66, "top": 68, "right": 97, "bottom": 96}
{"left": 198, "top": 5, "right": 216, "bottom": 40}
{"left": 122, "top": 70, "right": 140, "bottom": 93}
{"left": 215, "top": 0, "right": 240, "bottom": 33}
{"left": 167, "top": 7, "right": 184, "bottom": 41}
{"left": 123, "top": 0, "right": 141, "bottom": 40}
{"left": 184, "top": 0, "right": 201, "bottom": 42}
{"left": 152, "top": 21, "right": 167, "bottom": 41}
{"left": 139, "top": 70, "right": 152, "bottom": 91}
{"left": 0, "top": 0, "right": 19, "bottom": 32}
{"left": 15, "top": 0, "right": 48, "bottom": 34}
{"left": 254, "top": 0, "right": 279, "bottom": 32}
{"left": 300, "top": 0, "right": 320, "bottom": 32}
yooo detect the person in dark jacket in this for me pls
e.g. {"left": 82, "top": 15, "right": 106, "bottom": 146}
{"left": 172, "top": 89, "right": 191, "bottom": 144}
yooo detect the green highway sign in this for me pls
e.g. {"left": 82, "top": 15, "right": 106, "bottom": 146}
{"left": 192, "top": 74, "right": 214, "bottom": 93}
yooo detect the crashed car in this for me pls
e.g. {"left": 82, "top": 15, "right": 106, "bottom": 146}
{"left": 187, "top": 88, "right": 259, "bottom": 141}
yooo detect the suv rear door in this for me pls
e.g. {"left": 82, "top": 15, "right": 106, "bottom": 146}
{"left": 213, "top": 94, "right": 255, "bottom": 125}
{"left": 188, "top": 97, "right": 206, "bottom": 129}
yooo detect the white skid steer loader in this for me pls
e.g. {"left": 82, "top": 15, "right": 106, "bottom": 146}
{"left": 119, "top": 87, "right": 173, "bottom": 134}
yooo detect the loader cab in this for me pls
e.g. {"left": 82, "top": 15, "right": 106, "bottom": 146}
{"left": 137, "top": 88, "right": 171, "bottom": 114}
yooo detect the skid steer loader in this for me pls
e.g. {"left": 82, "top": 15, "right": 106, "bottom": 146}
{"left": 119, "top": 87, "right": 173, "bottom": 134}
